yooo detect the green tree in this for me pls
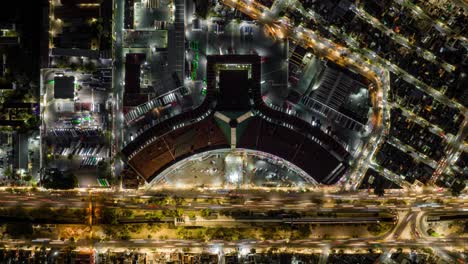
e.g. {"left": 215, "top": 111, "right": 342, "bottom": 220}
{"left": 292, "top": 225, "right": 311, "bottom": 239}
{"left": 69, "top": 63, "right": 78, "bottom": 71}
{"left": 121, "top": 209, "right": 135, "bottom": 219}
{"left": 194, "top": 0, "right": 210, "bottom": 18}
{"left": 187, "top": 211, "right": 196, "bottom": 219}
{"left": 42, "top": 170, "right": 78, "bottom": 189}
{"left": 173, "top": 196, "right": 187, "bottom": 206}
{"left": 200, "top": 208, "right": 212, "bottom": 218}
{"left": 4, "top": 167, "right": 13, "bottom": 178}
{"left": 23, "top": 173, "right": 32, "bottom": 181}
{"left": 148, "top": 195, "right": 169, "bottom": 206}
{"left": 83, "top": 62, "right": 97, "bottom": 73}
{"left": 120, "top": 233, "right": 131, "bottom": 240}
{"left": 367, "top": 223, "right": 388, "bottom": 235}
{"left": 175, "top": 208, "right": 184, "bottom": 217}
{"left": 101, "top": 208, "right": 119, "bottom": 225}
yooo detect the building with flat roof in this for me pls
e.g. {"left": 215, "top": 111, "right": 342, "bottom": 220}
{"left": 52, "top": 0, "right": 107, "bottom": 52}
{"left": 124, "top": 53, "right": 147, "bottom": 106}
{"left": 218, "top": 69, "right": 251, "bottom": 111}
{"left": 125, "top": 53, "right": 146, "bottom": 94}
{"left": 0, "top": 22, "right": 19, "bottom": 45}
{"left": 54, "top": 76, "right": 75, "bottom": 99}
{"left": 124, "top": 0, "right": 135, "bottom": 29}
{"left": 51, "top": 48, "right": 100, "bottom": 59}
{"left": 122, "top": 55, "right": 349, "bottom": 185}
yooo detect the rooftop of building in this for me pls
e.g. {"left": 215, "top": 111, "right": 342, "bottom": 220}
{"left": 54, "top": 76, "right": 75, "bottom": 99}
{"left": 123, "top": 55, "right": 349, "bottom": 184}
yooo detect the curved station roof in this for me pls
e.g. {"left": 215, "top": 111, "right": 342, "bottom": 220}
{"left": 121, "top": 55, "right": 350, "bottom": 185}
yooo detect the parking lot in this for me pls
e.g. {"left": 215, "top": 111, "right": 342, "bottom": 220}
{"left": 186, "top": 14, "right": 288, "bottom": 91}
{"left": 152, "top": 149, "right": 311, "bottom": 188}
{"left": 134, "top": 0, "right": 171, "bottom": 29}
{"left": 42, "top": 69, "right": 112, "bottom": 187}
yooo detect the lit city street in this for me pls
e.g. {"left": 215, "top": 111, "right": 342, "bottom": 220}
{"left": 0, "top": 0, "right": 466, "bottom": 263}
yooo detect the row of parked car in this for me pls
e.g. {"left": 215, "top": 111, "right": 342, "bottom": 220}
{"left": 54, "top": 143, "right": 106, "bottom": 157}
{"left": 48, "top": 128, "right": 102, "bottom": 138}
{"left": 80, "top": 156, "right": 102, "bottom": 167}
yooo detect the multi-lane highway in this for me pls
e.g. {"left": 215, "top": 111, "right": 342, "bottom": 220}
{"left": 0, "top": 188, "right": 466, "bottom": 213}
{"left": 1, "top": 226, "right": 466, "bottom": 256}
{"left": 0, "top": 188, "right": 466, "bottom": 259}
